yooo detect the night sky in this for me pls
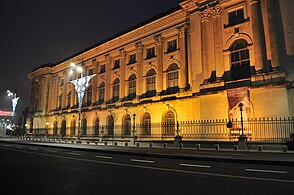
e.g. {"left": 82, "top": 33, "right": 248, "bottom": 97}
{"left": 0, "top": 0, "right": 182, "bottom": 114}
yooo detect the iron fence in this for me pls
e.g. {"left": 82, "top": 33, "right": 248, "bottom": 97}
{"left": 29, "top": 117, "right": 294, "bottom": 142}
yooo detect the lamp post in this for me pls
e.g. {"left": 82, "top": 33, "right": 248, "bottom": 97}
{"left": 45, "top": 121, "right": 49, "bottom": 138}
{"left": 70, "top": 62, "right": 96, "bottom": 143}
{"left": 238, "top": 103, "right": 244, "bottom": 136}
{"left": 7, "top": 90, "right": 19, "bottom": 136}
{"left": 132, "top": 114, "right": 137, "bottom": 144}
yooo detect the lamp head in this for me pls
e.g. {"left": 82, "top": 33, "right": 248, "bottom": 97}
{"left": 76, "top": 66, "right": 83, "bottom": 73}
{"left": 70, "top": 62, "right": 76, "bottom": 68}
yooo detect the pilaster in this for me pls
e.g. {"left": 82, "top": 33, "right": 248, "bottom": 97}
{"left": 136, "top": 42, "right": 144, "bottom": 96}
{"left": 154, "top": 34, "right": 164, "bottom": 93}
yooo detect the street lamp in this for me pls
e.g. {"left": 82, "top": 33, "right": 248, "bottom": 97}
{"left": 132, "top": 114, "right": 137, "bottom": 144}
{"left": 238, "top": 103, "right": 244, "bottom": 136}
{"left": 7, "top": 90, "right": 19, "bottom": 120}
{"left": 45, "top": 121, "right": 49, "bottom": 138}
{"left": 70, "top": 61, "right": 96, "bottom": 142}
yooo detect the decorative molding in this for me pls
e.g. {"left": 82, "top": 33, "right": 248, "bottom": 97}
{"left": 211, "top": 4, "right": 222, "bottom": 18}
{"left": 199, "top": 7, "right": 211, "bottom": 22}
{"left": 136, "top": 42, "right": 144, "bottom": 52}
{"left": 154, "top": 34, "right": 164, "bottom": 45}
{"left": 177, "top": 23, "right": 190, "bottom": 38}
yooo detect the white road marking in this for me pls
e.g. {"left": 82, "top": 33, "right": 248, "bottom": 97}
{"left": 180, "top": 163, "right": 211, "bottom": 168}
{"left": 16, "top": 146, "right": 23, "bottom": 148}
{"left": 46, "top": 150, "right": 57, "bottom": 153}
{"left": 245, "top": 169, "right": 287, "bottom": 174}
{"left": 1, "top": 147, "right": 293, "bottom": 184}
{"left": 131, "top": 159, "right": 155, "bottom": 164}
{"left": 94, "top": 155, "right": 113, "bottom": 159}
{"left": 64, "top": 152, "right": 82, "bottom": 156}
{"left": 29, "top": 148, "right": 38, "bottom": 150}
{"left": 4, "top": 145, "right": 11, "bottom": 147}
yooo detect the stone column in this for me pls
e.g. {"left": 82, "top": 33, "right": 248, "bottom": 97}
{"left": 62, "top": 73, "right": 68, "bottom": 108}
{"left": 248, "top": 0, "right": 267, "bottom": 72}
{"left": 55, "top": 76, "right": 60, "bottom": 109}
{"left": 265, "top": 0, "right": 280, "bottom": 69}
{"left": 199, "top": 8, "right": 212, "bottom": 80}
{"left": 178, "top": 24, "right": 189, "bottom": 90}
{"left": 105, "top": 54, "right": 111, "bottom": 101}
{"left": 92, "top": 59, "right": 98, "bottom": 104}
{"left": 212, "top": 4, "right": 224, "bottom": 78}
{"left": 136, "top": 42, "right": 144, "bottom": 97}
{"left": 154, "top": 34, "right": 164, "bottom": 93}
{"left": 119, "top": 49, "right": 126, "bottom": 99}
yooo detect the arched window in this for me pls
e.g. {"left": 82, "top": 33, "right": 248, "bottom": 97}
{"left": 86, "top": 85, "right": 92, "bottom": 106}
{"left": 112, "top": 78, "right": 120, "bottom": 102}
{"left": 230, "top": 39, "right": 251, "bottom": 80}
{"left": 163, "top": 112, "right": 175, "bottom": 136}
{"left": 98, "top": 82, "right": 105, "bottom": 104}
{"left": 167, "top": 64, "right": 179, "bottom": 94}
{"left": 53, "top": 121, "right": 58, "bottom": 136}
{"left": 61, "top": 120, "right": 66, "bottom": 137}
{"left": 81, "top": 118, "right": 87, "bottom": 136}
{"left": 94, "top": 117, "right": 99, "bottom": 136}
{"left": 128, "top": 74, "right": 137, "bottom": 99}
{"left": 142, "top": 113, "right": 151, "bottom": 136}
{"left": 107, "top": 116, "right": 114, "bottom": 136}
{"left": 146, "top": 69, "right": 156, "bottom": 97}
{"left": 70, "top": 119, "right": 76, "bottom": 136}
{"left": 123, "top": 115, "right": 132, "bottom": 136}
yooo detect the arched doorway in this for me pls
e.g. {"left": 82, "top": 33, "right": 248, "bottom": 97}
{"left": 123, "top": 114, "right": 131, "bottom": 136}
{"left": 142, "top": 113, "right": 151, "bottom": 136}
{"left": 164, "top": 112, "right": 175, "bottom": 136}
{"left": 107, "top": 116, "right": 114, "bottom": 136}
{"left": 81, "top": 118, "right": 87, "bottom": 136}
{"left": 61, "top": 120, "right": 66, "bottom": 137}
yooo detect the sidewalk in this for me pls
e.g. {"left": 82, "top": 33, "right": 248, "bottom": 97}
{"left": 1, "top": 137, "right": 294, "bottom": 166}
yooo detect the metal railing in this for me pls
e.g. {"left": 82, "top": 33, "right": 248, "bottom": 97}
{"left": 28, "top": 117, "right": 294, "bottom": 142}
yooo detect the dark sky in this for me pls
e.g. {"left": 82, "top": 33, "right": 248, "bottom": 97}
{"left": 0, "top": 0, "right": 182, "bottom": 114}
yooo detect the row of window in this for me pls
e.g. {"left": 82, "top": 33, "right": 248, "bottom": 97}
{"left": 56, "top": 64, "right": 179, "bottom": 109}
{"left": 53, "top": 111, "right": 176, "bottom": 137}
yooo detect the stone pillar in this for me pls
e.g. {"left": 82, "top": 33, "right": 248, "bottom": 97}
{"left": 62, "top": 73, "right": 68, "bottom": 108}
{"left": 248, "top": 0, "right": 267, "bottom": 72}
{"left": 105, "top": 54, "right": 111, "bottom": 101}
{"left": 265, "top": 0, "right": 280, "bottom": 69}
{"left": 136, "top": 42, "right": 144, "bottom": 97}
{"left": 154, "top": 34, "right": 164, "bottom": 93}
{"left": 119, "top": 49, "right": 126, "bottom": 99}
{"left": 178, "top": 24, "right": 189, "bottom": 90}
{"left": 55, "top": 76, "right": 60, "bottom": 109}
{"left": 212, "top": 4, "right": 224, "bottom": 78}
{"left": 92, "top": 59, "right": 98, "bottom": 104}
{"left": 199, "top": 8, "right": 212, "bottom": 80}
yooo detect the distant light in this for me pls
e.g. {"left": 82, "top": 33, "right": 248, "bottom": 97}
{"left": 69, "top": 69, "right": 74, "bottom": 75}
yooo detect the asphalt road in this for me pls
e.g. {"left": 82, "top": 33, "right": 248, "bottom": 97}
{"left": 0, "top": 142, "right": 293, "bottom": 195}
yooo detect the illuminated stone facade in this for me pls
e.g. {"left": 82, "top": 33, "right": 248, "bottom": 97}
{"left": 28, "top": 0, "right": 294, "bottom": 138}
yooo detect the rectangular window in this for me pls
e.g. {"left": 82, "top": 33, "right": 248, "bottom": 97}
{"left": 146, "top": 47, "right": 155, "bottom": 59}
{"left": 167, "top": 40, "right": 177, "bottom": 53}
{"left": 228, "top": 9, "right": 244, "bottom": 26}
{"left": 113, "top": 59, "right": 120, "bottom": 70}
{"left": 100, "top": 65, "right": 106, "bottom": 73}
{"left": 128, "top": 54, "right": 136, "bottom": 64}
{"left": 98, "top": 87, "right": 105, "bottom": 102}
{"left": 146, "top": 76, "right": 156, "bottom": 91}
{"left": 88, "top": 68, "right": 94, "bottom": 75}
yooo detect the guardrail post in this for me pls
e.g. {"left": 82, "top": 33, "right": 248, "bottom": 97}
{"left": 234, "top": 145, "right": 238, "bottom": 151}
{"left": 179, "top": 143, "right": 183, "bottom": 149}
{"left": 283, "top": 145, "right": 288, "bottom": 152}
{"left": 125, "top": 142, "right": 128, "bottom": 147}
{"left": 196, "top": 144, "right": 200, "bottom": 150}
{"left": 114, "top": 142, "right": 117, "bottom": 146}
{"left": 136, "top": 142, "right": 140, "bottom": 147}
{"left": 258, "top": 145, "right": 263, "bottom": 152}
{"left": 149, "top": 143, "right": 153, "bottom": 147}
{"left": 215, "top": 144, "right": 219, "bottom": 150}
{"left": 104, "top": 142, "right": 107, "bottom": 146}
{"left": 163, "top": 143, "right": 167, "bottom": 148}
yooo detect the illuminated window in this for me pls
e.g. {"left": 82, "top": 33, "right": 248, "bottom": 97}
{"left": 146, "top": 69, "right": 156, "bottom": 91}
{"left": 61, "top": 120, "right": 66, "bottom": 137}
{"left": 167, "top": 64, "right": 179, "bottom": 94}
{"left": 112, "top": 78, "right": 120, "bottom": 101}
{"left": 128, "top": 74, "right": 136, "bottom": 99}
{"left": 98, "top": 82, "right": 105, "bottom": 104}
{"left": 128, "top": 54, "right": 136, "bottom": 64}
{"left": 229, "top": 9, "right": 244, "bottom": 26}
{"left": 113, "top": 59, "right": 120, "bottom": 70}
{"left": 123, "top": 114, "right": 131, "bottom": 136}
{"left": 167, "top": 40, "right": 177, "bottom": 53}
{"left": 146, "top": 47, "right": 155, "bottom": 59}
{"left": 142, "top": 113, "right": 151, "bottom": 136}
{"left": 70, "top": 119, "right": 76, "bottom": 136}
{"left": 86, "top": 85, "right": 92, "bottom": 105}
{"left": 164, "top": 112, "right": 175, "bottom": 136}
{"left": 94, "top": 117, "right": 99, "bottom": 136}
{"left": 107, "top": 116, "right": 114, "bottom": 136}
{"left": 100, "top": 64, "right": 106, "bottom": 73}
{"left": 230, "top": 39, "right": 251, "bottom": 80}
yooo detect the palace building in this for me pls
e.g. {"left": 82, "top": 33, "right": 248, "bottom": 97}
{"left": 27, "top": 0, "right": 294, "bottom": 141}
